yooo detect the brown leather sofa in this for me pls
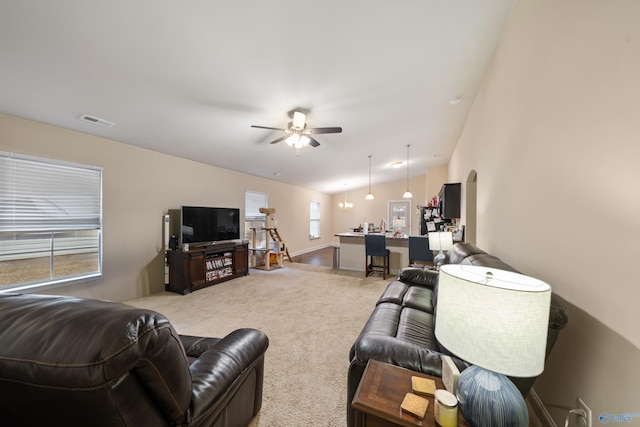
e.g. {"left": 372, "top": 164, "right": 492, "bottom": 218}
{"left": 347, "top": 242, "right": 569, "bottom": 427}
{"left": 0, "top": 293, "right": 269, "bottom": 427}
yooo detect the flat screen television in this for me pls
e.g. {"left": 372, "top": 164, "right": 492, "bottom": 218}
{"left": 181, "top": 206, "right": 240, "bottom": 245}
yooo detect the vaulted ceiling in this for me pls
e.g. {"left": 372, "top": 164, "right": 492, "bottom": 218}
{"left": 0, "top": 1, "right": 515, "bottom": 194}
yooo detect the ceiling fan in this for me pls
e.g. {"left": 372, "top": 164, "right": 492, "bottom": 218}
{"left": 251, "top": 111, "right": 342, "bottom": 153}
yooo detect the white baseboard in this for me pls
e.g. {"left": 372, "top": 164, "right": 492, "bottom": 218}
{"left": 288, "top": 243, "right": 333, "bottom": 258}
{"left": 528, "top": 388, "right": 557, "bottom": 427}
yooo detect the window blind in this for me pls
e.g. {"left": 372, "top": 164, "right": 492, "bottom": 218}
{"left": 0, "top": 152, "right": 102, "bottom": 233}
{"left": 310, "top": 200, "right": 320, "bottom": 239}
{"left": 245, "top": 191, "right": 268, "bottom": 220}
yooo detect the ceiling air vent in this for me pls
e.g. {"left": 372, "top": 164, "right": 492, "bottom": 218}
{"left": 78, "top": 114, "right": 115, "bottom": 128}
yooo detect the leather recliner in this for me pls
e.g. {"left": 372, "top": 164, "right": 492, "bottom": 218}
{"left": 0, "top": 293, "right": 269, "bottom": 427}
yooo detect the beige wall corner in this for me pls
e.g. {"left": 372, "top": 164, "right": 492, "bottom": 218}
{"left": 447, "top": 0, "right": 640, "bottom": 423}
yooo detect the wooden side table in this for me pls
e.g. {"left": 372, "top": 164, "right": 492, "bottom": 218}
{"left": 352, "top": 359, "right": 470, "bottom": 427}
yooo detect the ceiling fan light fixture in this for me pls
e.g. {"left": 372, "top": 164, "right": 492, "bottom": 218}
{"left": 286, "top": 134, "right": 299, "bottom": 147}
{"left": 292, "top": 111, "right": 306, "bottom": 129}
{"left": 298, "top": 135, "right": 310, "bottom": 148}
{"left": 251, "top": 111, "right": 341, "bottom": 153}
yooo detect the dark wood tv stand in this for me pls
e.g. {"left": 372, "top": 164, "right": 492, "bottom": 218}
{"left": 166, "top": 241, "right": 249, "bottom": 294}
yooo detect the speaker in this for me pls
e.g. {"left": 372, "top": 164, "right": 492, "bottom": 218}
{"left": 163, "top": 214, "right": 170, "bottom": 250}
{"left": 169, "top": 234, "right": 178, "bottom": 250}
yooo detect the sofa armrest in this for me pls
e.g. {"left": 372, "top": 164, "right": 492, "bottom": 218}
{"left": 352, "top": 334, "right": 467, "bottom": 377}
{"left": 180, "top": 335, "right": 222, "bottom": 358}
{"left": 549, "top": 294, "right": 568, "bottom": 330}
{"left": 187, "top": 328, "right": 269, "bottom": 421}
{"left": 398, "top": 267, "right": 439, "bottom": 288}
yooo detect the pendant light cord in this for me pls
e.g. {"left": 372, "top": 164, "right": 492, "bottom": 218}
{"left": 406, "top": 145, "right": 410, "bottom": 190}
{"left": 368, "top": 155, "right": 372, "bottom": 193}
{"left": 366, "top": 155, "right": 375, "bottom": 200}
{"left": 403, "top": 145, "right": 412, "bottom": 198}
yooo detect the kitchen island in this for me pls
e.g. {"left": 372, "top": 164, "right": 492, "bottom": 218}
{"left": 335, "top": 232, "right": 410, "bottom": 275}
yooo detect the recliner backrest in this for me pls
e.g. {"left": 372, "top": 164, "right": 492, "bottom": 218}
{"left": 447, "top": 242, "right": 487, "bottom": 264}
{"left": 0, "top": 293, "right": 192, "bottom": 426}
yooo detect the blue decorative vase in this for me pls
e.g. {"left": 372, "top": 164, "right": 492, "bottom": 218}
{"left": 434, "top": 250, "right": 446, "bottom": 267}
{"left": 456, "top": 365, "right": 529, "bottom": 427}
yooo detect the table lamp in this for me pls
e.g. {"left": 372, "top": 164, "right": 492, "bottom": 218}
{"left": 428, "top": 231, "right": 453, "bottom": 267}
{"left": 434, "top": 264, "right": 551, "bottom": 427}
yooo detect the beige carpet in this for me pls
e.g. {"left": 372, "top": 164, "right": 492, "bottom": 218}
{"left": 127, "top": 263, "right": 544, "bottom": 427}
{"left": 126, "top": 263, "right": 390, "bottom": 427}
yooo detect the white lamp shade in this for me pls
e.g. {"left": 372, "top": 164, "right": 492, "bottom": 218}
{"left": 434, "top": 264, "right": 551, "bottom": 377}
{"left": 427, "top": 231, "right": 453, "bottom": 251}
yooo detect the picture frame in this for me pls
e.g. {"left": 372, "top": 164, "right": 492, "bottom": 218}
{"left": 388, "top": 200, "right": 411, "bottom": 236}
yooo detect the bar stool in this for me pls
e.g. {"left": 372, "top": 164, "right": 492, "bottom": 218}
{"left": 365, "top": 234, "right": 390, "bottom": 279}
{"left": 408, "top": 236, "right": 433, "bottom": 267}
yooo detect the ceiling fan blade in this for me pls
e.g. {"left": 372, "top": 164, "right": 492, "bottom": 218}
{"left": 269, "top": 135, "right": 290, "bottom": 145}
{"left": 251, "top": 125, "right": 288, "bottom": 132}
{"left": 308, "top": 137, "right": 321, "bottom": 147}
{"left": 306, "top": 127, "right": 343, "bottom": 134}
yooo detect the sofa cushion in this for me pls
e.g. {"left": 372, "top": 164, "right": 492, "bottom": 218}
{"left": 402, "top": 286, "right": 434, "bottom": 314}
{"left": 398, "top": 267, "right": 439, "bottom": 288}
{"left": 377, "top": 280, "right": 434, "bottom": 314}
{"left": 397, "top": 307, "right": 437, "bottom": 349}
{"left": 377, "top": 281, "right": 409, "bottom": 306}
{"left": 360, "top": 302, "right": 403, "bottom": 337}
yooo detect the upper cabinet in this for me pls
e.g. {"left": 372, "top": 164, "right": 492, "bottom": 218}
{"left": 438, "top": 183, "right": 461, "bottom": 219}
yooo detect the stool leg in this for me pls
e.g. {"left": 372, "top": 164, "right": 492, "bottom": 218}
{"left": 365, "top": 255, "right": 369, "bottom": 277}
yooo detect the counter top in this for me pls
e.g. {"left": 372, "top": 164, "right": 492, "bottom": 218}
{"left": 334, "top": 232, "right": 411, "bottom": 273}
{"left": 335, "top": 232, "right": 409, "bottom": 240}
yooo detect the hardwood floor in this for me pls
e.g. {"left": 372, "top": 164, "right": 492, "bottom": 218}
{"left": 290, "top": 246, "right": 334, "bottom": 267}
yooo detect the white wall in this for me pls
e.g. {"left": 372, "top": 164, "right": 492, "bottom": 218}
{"left": 426, "top": 165, "right": 448, "bottom": 204}
{"left": 449, "top": 0, "right": 640, "bottom": 422}
{"left": 0, "top": 113, "right": 333, "bottom": 301}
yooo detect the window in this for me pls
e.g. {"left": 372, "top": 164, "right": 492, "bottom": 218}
{"left": 245, "top": 190, "right": 268, "bottom": 248}
{"left": 0, "top": 152, "right": 102, "bottom": 292}
{"left": 310, "top": 201, "right": 320, "bottom": 239}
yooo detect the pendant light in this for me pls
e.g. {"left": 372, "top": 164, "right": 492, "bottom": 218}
{"left": 402, "top": 144, "right": 413, "bottom": 199}
{"left": 365, "top": 154, "right": 374, "bottom": 200}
